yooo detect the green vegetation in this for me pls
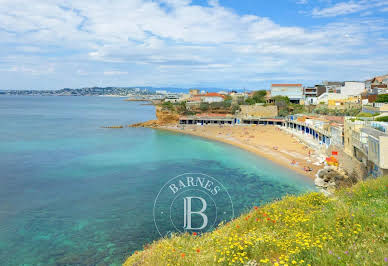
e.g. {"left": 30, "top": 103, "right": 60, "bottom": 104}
{"left": 161, "top": 101, "right": 175, "bottom": 111}
{"left": 200, "top": 102, "right": 210, "bottom": 112}
{"left": 375, "top": 94, "right": 388, "bottom": 103}
{"left": 356, "top": 112, "right": 374, "bottom": 118}
{"left": 124, "top": 176, "right": 388, "bottom": 266}
{"left": 245, "top": 90, "right": 267, "bottom": 105}
{"left": 313, "top": 105, "right": 361, "bottom": 116}
{"left": 375, "top": 116, "right": 388, "bottom": 122}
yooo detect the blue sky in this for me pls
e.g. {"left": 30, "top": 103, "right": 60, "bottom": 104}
{"left": 0, "top": 0, "right": 387, "bottom": 90}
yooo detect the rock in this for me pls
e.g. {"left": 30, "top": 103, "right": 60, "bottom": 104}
{"left": 314, "top": 177, "right": 326, "bottom": 187}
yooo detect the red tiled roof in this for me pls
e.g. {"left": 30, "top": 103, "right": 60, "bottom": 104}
{"left": 203, "top": 92, "right": 225, "bottom": 98}
{"left": 271, "top": 84, "right": 302, "bottom": 87}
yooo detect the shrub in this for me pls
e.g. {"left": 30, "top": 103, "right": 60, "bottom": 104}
{"left": 199, "top": 102, "right": 209, "bottom": 112}
{"left": 375, "top": 115, "right": 388, "bottom": 122}
{"left": 356, "top": 112, "right": 374, "bottom": 117}
{"left": 161, "top": 101, "right": 174, "bottom": 111}
{"left": 375, "top": 94, "right": 388, "bottom": 103}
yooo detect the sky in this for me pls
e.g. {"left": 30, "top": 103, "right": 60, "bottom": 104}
{"left": 0, "top": 0, "right": 388, "bottom": 90}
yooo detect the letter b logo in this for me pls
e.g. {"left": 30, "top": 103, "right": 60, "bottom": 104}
{"left": 183, "top": 197, "right": 208, "bottom": 230}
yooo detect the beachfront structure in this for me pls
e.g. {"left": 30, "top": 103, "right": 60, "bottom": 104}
{"left": 284, "top": 115, "right": 345, "bottom": 148}
{"left": 179, "top": 114, "right": 235, "bottom": 125}
{"left": 179, "top": 114, "right": 285, "bottom": 126}
{"left": 240, "top": 118, "right": 284, "bottom": 126}
{"left": 285, "top": 116, "right": 332, "bottom": 147}
{"left": 344, "top": 118, "right": 388, "bottom": 177}
{"left": 270, "top": 84, "right": 304, "bottom": 104}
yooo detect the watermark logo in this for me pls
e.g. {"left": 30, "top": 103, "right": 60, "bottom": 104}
{"left": 153, "top": 173, "right": 234, "bottom": 239}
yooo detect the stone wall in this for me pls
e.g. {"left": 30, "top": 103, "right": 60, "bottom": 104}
{"left": 326, "top": 145, "right": 367, "bottom": 181}
{"left": 239, "top": 105, "right": 278, "bottom": 118}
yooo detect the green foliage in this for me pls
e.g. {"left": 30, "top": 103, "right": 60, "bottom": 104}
{"left": 231, "top": 104, "right": 241, "bottom": 114}
{"left": 272, "top": 95, "right": 290, "bottom": 105}
{"left": 356, "top": 112, "right": 374, "bottom": 117}
{"left": 289, "top": 103, "right": 306, "bottom": 115}
{"left": 199, "top": 102, "right": 209, "bottom": 112}
{"left": 245, "top": 97, "right": 256, "bottom": 105}
{"left": 272, "top": 96, "right": 291, "bottom": 117}
{"left": 375, "top": 94, "right": 388, "bottom": 103}
{"left": 375, "top": 115, "right": 388, "bottom": 122}
{"left": 252, "top": 90, "right": 267, "bottom": 103}
{"left": 312, "top": 105, "right": 361, "bottom": 116}
{"left": 161, "top": 101, "right": 174, "bottom": 111}
{"left": 244, "top": 90, "right": 267, "bottom": 105}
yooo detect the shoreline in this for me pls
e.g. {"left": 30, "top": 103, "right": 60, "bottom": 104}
{"left": 151, "top": 124, "right": 325, "bottom": 179}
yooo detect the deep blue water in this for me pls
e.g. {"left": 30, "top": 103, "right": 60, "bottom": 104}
{"left": 0, "top": 96, "right": 314, "bottom": 265}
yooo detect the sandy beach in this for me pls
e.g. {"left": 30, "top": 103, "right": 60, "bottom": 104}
{"left": 158, "top": 124, "right": 325, "bottom": 179}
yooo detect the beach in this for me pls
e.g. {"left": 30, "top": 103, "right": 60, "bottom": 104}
{"left": 158, "top": 124, "right": 325, "bottom": 179}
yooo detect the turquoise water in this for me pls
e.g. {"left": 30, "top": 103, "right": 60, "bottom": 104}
{"left": 0, "top": 96, "right": 314, "bottom": 265}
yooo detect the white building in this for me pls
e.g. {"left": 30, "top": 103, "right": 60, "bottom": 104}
{"left": 270, "top": 84, "right": 304, "bottom": 104}
{"left": 339, "top": 82, "right": 365, "bottom": 96}
{"left": 202, "top": 93, "right": 225, "bottom": 103}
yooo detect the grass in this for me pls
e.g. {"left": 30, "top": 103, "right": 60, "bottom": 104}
{"left": 124, "top": 176, "right": 388, "bottom": 265}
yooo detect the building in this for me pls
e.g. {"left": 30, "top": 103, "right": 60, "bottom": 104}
{"left": 339, "top": 82, "right": 366, "bottom": 96}
{"left": 317, "top": 93, "right": 360, "bottom": 107}
{"left": 370, "top": 84, "right": 387, "bottom": 95}
{"left": 189, "top": 89, "right": 200, "bottom": 96}
{"left": 270, "top": 84, "right": 304, "bottom": 104}
{"left": 284, "top": 115, "right": 345, "bottom": 148}
{"left": 201, "top": 93, "right": 225, "bottom": 103}
{"left": 304, "top": 85, "right": 326, "bottom": 105}
{"left": 179, "top": 114, "right": 235, "bottom": 125}
{"left": 322, "top": 81, "right": 343, "bottom": 93}
{"left": 344, "top": 118, "right": 388, "bottom": 176}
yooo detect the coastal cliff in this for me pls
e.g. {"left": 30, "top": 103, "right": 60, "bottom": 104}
{"left": 130, "top": 106, "right": 180, "bottom": 128}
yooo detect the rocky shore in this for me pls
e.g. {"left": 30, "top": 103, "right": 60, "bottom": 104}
{"left": 315, "top": 166, "right": 358, "bottom": 195}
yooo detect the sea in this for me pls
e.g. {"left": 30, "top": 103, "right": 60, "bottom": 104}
{"left": 0, "top": 96, "right": 314, "bottom": 265}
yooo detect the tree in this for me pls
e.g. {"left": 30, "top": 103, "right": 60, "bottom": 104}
{"left": 375, "top": 94, "right": 388, "bottom": 103}
{"left": 177, "top": 101, "right": 187, "bottom": 114}
{"left": 162, "top": 101, "right": 174, "bottom": 111}
{"left": 245, "top": 97, "right": 256, "bottom": 105}
{"left": 200, "top": 102, "right": 209, "bottom": 112}
{"left": 231, "top": 104, "right": 240, "bottom": 114}
{"left": 252, "top": 90, "right": 267, "bottom": 103}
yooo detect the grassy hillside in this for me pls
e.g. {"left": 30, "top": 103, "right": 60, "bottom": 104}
{"left": 124, "top": 176, "right": 388, "bottom": 265}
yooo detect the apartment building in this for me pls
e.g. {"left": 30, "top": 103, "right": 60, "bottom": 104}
{"left": 344, "top": 118, "right": 388, "bottom": 177}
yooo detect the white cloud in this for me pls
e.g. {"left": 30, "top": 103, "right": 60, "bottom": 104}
{"left": 311, "top": 0, "right": 388, "bottom": 17}
{"left": 103, "top": 71, "right": 128, "bottom": 76}
{"left": 297, "top": 0, "right": 308, "bottom": 4}
{"left": 0, "top": 0, "right": 387, "bottom": 89}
